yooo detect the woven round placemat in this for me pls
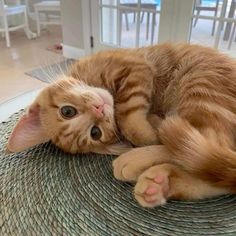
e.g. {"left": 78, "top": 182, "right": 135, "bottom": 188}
{"left": 1, "top": 112, "right": 236, "bottom": 236}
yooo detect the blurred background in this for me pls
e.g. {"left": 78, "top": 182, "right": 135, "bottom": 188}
{"left": 0, "top": 0, "right": 236, "bottom": 120}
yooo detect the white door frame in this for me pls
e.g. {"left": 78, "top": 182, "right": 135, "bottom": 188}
{"left": 90, "top": 0, "right": 119, "bottom": 52}
{"left": 81, "top": 0, "right": 195, "bottom": 54}
{"left": 158, "top": 0, "right": 194, "bottom": 43}
{"left": 81, "top": 0, "right": 93, "bottom": 55}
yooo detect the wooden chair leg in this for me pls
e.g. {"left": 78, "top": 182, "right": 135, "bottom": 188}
{"left": 212, "top": 9, "right": 218, "bottom": 35}
{"left": 3, "top": 15, "right": 10, "bottom": 47}
{"left": 23, "top": 8, "right": 31, "bottom": 39}
{"left": 212, "top": 0, "right": 220, "bottom": 36}
{"left": 118, "top": 11, "right": 122, "bottom": 46}
{"left": 141, "top": 11, "right": 145, "bottom": 23}
{"left": 133, "top": 12, "right": 136, "bottom": 23}
{"left": 36, "top": 9, "right": 41, "bottom": 36}
{"left": 212, "top": 18, "right": 217, "bottom": 36}
{"left": 228, "top": 22, "right": 236, "bottom": 50}
{"left": 194, "top": 9, "right": 200, "bottom": 27}
{"left": 125, "top": 12, "right": 129, "bottom": 31}
{"left": 146, "top": 12, "right": 150, "bottom": 40}
{"left": 151, "top": 12, "right": 155, "bottom": 45}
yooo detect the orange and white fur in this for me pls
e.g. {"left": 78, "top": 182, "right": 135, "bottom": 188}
{"left": 7, "top": 43, "right": 236, "bottom": 207}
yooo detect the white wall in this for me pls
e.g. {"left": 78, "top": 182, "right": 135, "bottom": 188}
{"left": 61, "top": 0, "right": 86, "bottom": 58}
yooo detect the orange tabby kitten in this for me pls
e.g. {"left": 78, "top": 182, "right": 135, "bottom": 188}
{"left": 7, "top": 43, "right": 236, "bottom": 207}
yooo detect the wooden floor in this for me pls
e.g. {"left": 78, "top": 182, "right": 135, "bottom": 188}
{"left": 1, "top": 16, "right": 235, "bottom": 121}
{"left": 0, "top": 25, "right": 63, "bottom": 104}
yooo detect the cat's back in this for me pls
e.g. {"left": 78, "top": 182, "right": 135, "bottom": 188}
{"left": 142, "top": 43, "right": 236, "bottom": 76}
{"left": 140, "top": 43, "right": 236, "bottom": 92}
{"left": 141, "top": 43, "right": 236, "bottom": 114}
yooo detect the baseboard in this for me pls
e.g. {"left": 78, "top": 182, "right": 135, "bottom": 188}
{"left": 62, "top": 44, "right": 85, "bottom": 59}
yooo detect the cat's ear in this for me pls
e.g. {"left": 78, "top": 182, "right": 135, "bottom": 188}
{"left": 95, "top": 142, "right": 133, "bottom": 155}
{"left": 7, "top": 103, "right": 50, "bottom": 153}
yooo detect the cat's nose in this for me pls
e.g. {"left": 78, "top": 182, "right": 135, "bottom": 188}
{"left": 92, "top": 104, "right": 104, "bottom": 118}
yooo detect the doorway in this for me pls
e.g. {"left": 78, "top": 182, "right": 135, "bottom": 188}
{"left": 86, "top": 0, "right": 236, "bottom": 57}
{"left": 88, "top": 0, "right": 194, "bottom": 52}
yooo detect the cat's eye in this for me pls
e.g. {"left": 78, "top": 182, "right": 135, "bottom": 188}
{"left": 60, "top": 106, "right": 78, "bottom": 119}
{"left": 90, "top": 126, "right": 102, "bottom": 140}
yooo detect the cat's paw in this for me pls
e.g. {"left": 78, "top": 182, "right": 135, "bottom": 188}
{"left": 134, "top": 165, "right": 170, "bottom": 208}
{"left": 113, "top": 151, "right": 143, "bottom": 182}
{"left": 113, "top": 148, "right": 156, "bottom": 182}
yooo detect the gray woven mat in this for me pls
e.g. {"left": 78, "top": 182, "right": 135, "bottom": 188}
{"left": 1, "top": 112, "right": 236, "bottom": 235}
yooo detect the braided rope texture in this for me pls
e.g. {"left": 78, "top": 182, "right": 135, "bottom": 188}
{"left": 1, "top": 111, "right": 236, "bottom": 235}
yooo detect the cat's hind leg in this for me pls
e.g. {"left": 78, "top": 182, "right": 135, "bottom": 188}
{"left": 134, "top": 163, "right": 229, "bottom": 208}
{"left": 158, "top": 115, "right": 236, "bottom": 190}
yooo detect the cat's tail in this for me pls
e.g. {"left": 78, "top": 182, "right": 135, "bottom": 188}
{"left": 159, "top": 116, "right": 236, "bottom": 191}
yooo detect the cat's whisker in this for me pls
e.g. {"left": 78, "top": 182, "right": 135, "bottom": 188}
{"left": 37, "top": 63, "right": 59, "bottom": 85}
{"left": 65, "top": 59, "right": 74, "bottom": 75}
{"left": 39, "top": 54, "right": 64, "bottom": 83}
{"left": 48, "top": 63, "right": 61, "bottom": 82}
{"left": 55, "top": 62, "right": 67, "bottom": 78}
{"left": 113, "top": 129, "right": 123, "bottom": 144}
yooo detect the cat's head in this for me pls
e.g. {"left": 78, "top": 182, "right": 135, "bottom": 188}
{"left": 7, "top": 76, "right": 130, "bottom": 155}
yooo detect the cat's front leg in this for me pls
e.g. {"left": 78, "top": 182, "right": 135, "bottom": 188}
{"left": 117, "top": 109, "right": 158, "bottom": 146}
{"left": 115, "top": 66, "right": 159, "bottom": 146}
{"left": 113, "top": 145, "right": 170, "bottom": 182}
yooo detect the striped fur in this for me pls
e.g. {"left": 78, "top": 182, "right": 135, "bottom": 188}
{"left": 8, "top": 43, "right": 236, "bottom": 205}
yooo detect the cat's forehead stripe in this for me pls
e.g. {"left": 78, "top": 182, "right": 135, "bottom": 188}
{"left": 47, "top": 89, "right": 59, "bottom": 108}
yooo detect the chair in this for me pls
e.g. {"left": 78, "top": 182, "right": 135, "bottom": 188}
{"left": 228, "top": 21, "right": 235, "bottom": 49}
{"left": 120, "top": 0, "right": 158, "bottom": 42}
{"left": 0, "top": 0, "right": 33, "bottom": 47}
{"left": 34, "top": 1, "right": 61, "bottom": 37}
{"left": 224, "top": 0, "right": 236, "bottom": 42}
{"left": 193, "top": 0, "right": 220, "bottom": 36}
